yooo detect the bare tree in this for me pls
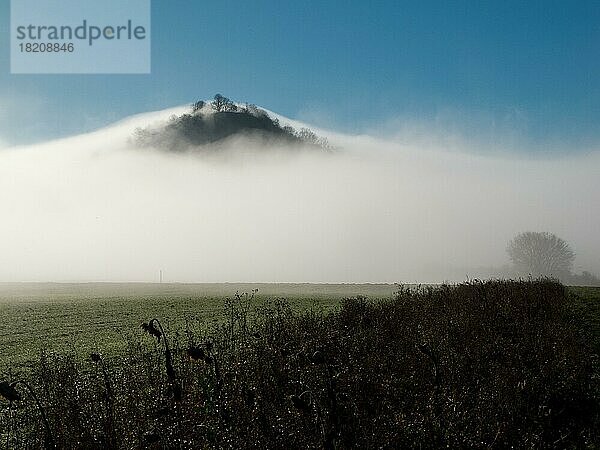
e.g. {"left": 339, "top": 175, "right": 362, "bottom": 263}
{"left": 244, "top": 104, "right": 267, "bottom": 117}
{"left": 212, "top": 94, "right": 228, "bottom": 112}
{"left": 507, "top": 231, "right": 575, "bottom": 278}
{"left": 212, "top": 94, "right": 237, "bottom": 112}
{"left": 191, "top": 100, "right": 205, "bottom": 114}
{"left": 297, "top": 128, "right": 318, "bottom": 144}
{"left": 282, "top": 125, "right": 295, "bottom": 135}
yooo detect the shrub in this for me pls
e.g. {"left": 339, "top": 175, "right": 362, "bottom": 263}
{"left": 0, "top": 280, "right": 597, "bottom": 448}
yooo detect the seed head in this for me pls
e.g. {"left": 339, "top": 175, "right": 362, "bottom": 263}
{"left": 141, "top": 321, "right": 162, "bottom": 341}
{"left": 290, "top": 391, "right": 311, "bottom": 412}
{"left": 186, "top": 346, "right": 205, "bottom": 361}
{"left": 0, "top": 381, "right": 21, "bottom": 402}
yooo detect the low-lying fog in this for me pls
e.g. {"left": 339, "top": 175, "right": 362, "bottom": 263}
{"left": 1, "top": 107, "right": 598, "bottom": 283}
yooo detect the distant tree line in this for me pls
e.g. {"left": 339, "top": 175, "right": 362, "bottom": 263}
{"left": 134, "top": 94, "right": 332, "bottom": 152}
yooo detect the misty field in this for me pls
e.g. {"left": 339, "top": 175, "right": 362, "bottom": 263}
{"left": 0, "top": 283, "right": 395, "bottom": 367}
{"left": 1, "top": 281, "right": 599, "bottom": 448}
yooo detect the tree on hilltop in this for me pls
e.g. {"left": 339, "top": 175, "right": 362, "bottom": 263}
{"left": 212, "top": 94, "right": 237, "bottom": 112}
{"left": 192, "top": 100, "right": 205, "bottom": 114}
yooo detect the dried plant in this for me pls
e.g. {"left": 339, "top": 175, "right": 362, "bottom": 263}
{"left": 1, "top": 379, "right": 54, "bottom": 449}
{"left": 1, "top": 280, "right": 598, "bottom": 448}
{"left": 142, "top": 318, "right": 180, "bottom": 400}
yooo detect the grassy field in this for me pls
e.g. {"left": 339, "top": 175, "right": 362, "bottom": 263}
{"left": 0, "top": 279, "right": 598, "bottom": 448}
{"left": 1, "top": 283, "right": 598, "bottom": 370}
{"left": 0, "top": 283, "right": 397, "bottom": 368}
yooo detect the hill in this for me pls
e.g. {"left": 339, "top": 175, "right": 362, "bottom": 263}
{"left": 133, "top": 94, "right": 331, "bottom": 152}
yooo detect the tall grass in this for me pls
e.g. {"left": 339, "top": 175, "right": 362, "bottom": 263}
{"left": 1, "top": 279, "right": 598, "bottom": 448}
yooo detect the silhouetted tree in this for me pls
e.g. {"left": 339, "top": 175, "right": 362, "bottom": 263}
{"left": 212, "top": 94, "right": 227, "bottom": 112}
{"left": 244, "top": 104, "right": 267, "bottom": 117}
{"left": 192, "top": 100, "right": 205, "bottom": 114}
{"left": 212, "top": 94, "right": 237, "bottom": 112}
{"left": 316, "top": 136, "right": 331, "bottom": 150}
{"left": 297, "top": 128, "right": 318, "bottom": 144}
{"left": 507, "top": 231, "right": 575, "bottom": 278}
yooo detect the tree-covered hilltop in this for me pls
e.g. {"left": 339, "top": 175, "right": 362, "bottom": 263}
{"left": 134, "top": 94, "right": 331, "bottom": 152}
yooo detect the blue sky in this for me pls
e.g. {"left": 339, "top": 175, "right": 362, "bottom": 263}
{"left": 1, "top": 0, "right": 599, "bottom": 152}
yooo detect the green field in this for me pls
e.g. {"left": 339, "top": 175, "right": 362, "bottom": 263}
{"left": 1, "top": 282, "right": 598, "bottom": 370}
{"left": 0, "top": 283, "right": 397, "bottom": 368}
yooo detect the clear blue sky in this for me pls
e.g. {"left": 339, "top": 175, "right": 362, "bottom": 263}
{"left": 1, "top": 0, "right": 599, "bottom": 152}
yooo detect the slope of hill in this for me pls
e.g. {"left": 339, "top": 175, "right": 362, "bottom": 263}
{"left": 133, "top": 94, "right": 331, "bottom": 152}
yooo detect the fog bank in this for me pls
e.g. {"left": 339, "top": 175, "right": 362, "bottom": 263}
{"left": 1, "top": 107, "right": 598, "bottom": 283}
